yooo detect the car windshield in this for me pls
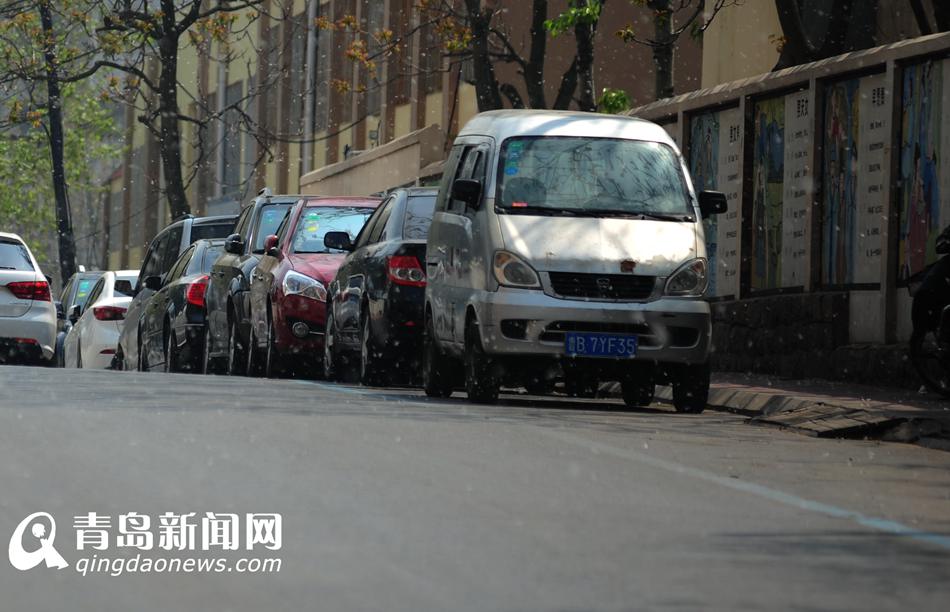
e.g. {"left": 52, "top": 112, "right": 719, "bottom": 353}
{"left": 291, "top": 207, "right": 374, "bottom": 253}
{"left": 496, "top": 137, "right": 692, "bottom": 216}
{"left": 73, "top": 278, "right": 97, "bottom": 309}
{"left": 254, "top": 204, "right": 293, "bottom": 251}
{"left": 0, "top": 241, "right": 33, "bottom": 271}
{"left": 404, "top": 195, "right": 437, "bottom": 239}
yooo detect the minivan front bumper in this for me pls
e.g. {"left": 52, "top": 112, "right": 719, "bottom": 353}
{"left": 476, "top": 287, "right": 711, "bottom": 364}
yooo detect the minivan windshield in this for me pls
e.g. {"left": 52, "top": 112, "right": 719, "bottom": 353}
{"left": 496, "top": 137, "right": 692, "bottom": 217}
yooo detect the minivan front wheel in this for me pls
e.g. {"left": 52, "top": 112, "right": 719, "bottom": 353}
{"left": 671, "top": 362, "right": 710, "bottom": 414}
{"left": 464, "top": 318, "right": 499, "bottom": 404}
{"left": 422, "top": 315, "right": 455, "bottom": 398}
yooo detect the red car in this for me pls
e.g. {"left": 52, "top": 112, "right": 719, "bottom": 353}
{"left": 246, "top": 196, "right": 381, "bottom": 377}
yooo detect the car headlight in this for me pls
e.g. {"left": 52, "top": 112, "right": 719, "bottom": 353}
{"left": 282, "top": 271, "right": 327, "bottom": 301}
{"left": 664, "top": 258, "right": 707, "bottom": 297}
{"left": 493, "top": 251, "right": 541, "bottom": 288}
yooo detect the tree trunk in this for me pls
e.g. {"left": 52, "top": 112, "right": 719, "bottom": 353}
{"left": 652, "top": 1, "right": 675, "bottom": 99}
{"left": 552, "top": 58, "right": 578, "bottom": 110}
{"left": 909, "top": 0, "right": 934, "bottom": 35}
{"left": 524, "top": 0, "right": 548, "bottom": 108}
{"left": 933, "top": 0, "right": 950, "bottom": 32}
{"left": 158, "top": 34, "right": 191, "bottom": 219}
{"left": 38, "top": 1, "right": 76, "bottom": 283}
{"left": 574, "top": 0, "right": 604, "bottom": 110}
{"left": 465, "top": 0, "right": 503, "bottom": 111}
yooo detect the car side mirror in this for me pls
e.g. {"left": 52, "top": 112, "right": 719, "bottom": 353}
{"left": 452, "top": 178, "right": 482, "bottom": 209}
{"left": 144, "top": 275, "right": 162, "bottom": 291}
{"left": 698, "top": 190, "right": 728, "bottom": 219}
{"left": 224, "top": 233, "right": 245, "bottom": 255}
{"left": 55, "top": 301, "right": 65, "bottom": 320}
{"left": 264, "top": 234, "right": 281, "bottom": 258}
{"left": 45, "top": 274, "right": 53, "bottom": 285}
{"left": 68, "top": 304, "right": 81, "bottom": 324}
{"left": 324, "top": 231, "right": 354, "bottom": 252}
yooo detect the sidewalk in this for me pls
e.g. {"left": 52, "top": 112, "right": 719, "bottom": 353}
{"left": 652, "top": 373, "right": 950, "bottom": 450}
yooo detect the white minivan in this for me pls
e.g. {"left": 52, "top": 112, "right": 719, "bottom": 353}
{"left": 423, "top": 110, "right": 727, "bottom": 412}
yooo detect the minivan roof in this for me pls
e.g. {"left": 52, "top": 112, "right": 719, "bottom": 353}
{"left": 457, "top": 110, "right": 674, "bottom": 147}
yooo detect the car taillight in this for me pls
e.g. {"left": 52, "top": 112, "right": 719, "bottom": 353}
{"left": 6, "top": 281, "right": 51, "bottom": 302}
{"left": 93, "top": 305, "right": 126, "bottom": 321}
{"left": 387, "top": 255, "right": 426, "bottom": 287}
{"left": 186, "top": 275, "right": 210, "bottom": 307}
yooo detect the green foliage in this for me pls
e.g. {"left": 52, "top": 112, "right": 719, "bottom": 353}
{"left": 0, "top": 82, "right": 122, "bottom": 267}
{"left": 597, "top": 88, "right": 631, "bottom": 114}
{"left": 544, "top": 0, "right": 604, "bottom": 37}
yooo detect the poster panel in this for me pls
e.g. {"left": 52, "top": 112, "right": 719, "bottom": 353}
{"left": 689, "top": 112, "right": 720, "bottom": 295}
{"left": 822, "top": 78, "right": 860, "bottom": 285}
{"left": 751, "top": 96, "right": 786, "bottom": 291}
{"left": 716, "top": 108, "right": 743, "bottom": 298}
{"left": 898, "top": 60, "right": 949, "bottom": 282}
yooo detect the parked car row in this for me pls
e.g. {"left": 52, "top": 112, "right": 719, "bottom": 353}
{"left": 6, "top": 110, "right": 728, "bottom": 414}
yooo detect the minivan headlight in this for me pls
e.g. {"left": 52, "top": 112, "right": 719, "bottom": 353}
{"left": 282, "top": 270, "right": 327, "bottom": 301}
{"left": 664, "top": 258, "right": 707, "bottom": 297}
{"left": 493, "top": 251, "right": 541, "bottom": 289}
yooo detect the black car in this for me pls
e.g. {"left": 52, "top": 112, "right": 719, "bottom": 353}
{"left": 203, "top": 188, "right": 298, "bottom": 375}
{"left": 323, "top": 187, "right": 437, "bottom": 385}
{"left": 54, "top": 270, "right": 104, "bottom": 367}
{"left": 138, "top": 239, "right": 225, "bottom": 373}
{"left": 116, "top": 213, "right": 238, "bottom": 370}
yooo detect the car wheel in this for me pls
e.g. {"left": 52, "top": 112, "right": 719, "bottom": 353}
{"left": 360, "top": 313, "right": 389, "bottom": 387}
{"left": 621, "top": 377, "right": 655, "bottom": 407}
{"left": 671, "top": 363, "right": 709, "bottom": 414}
{"left": 464, "top": 317, "right": 499, "bottom": 404}
{"left": 76, "top": 339, "right": 83, "bottom": 369}
{"left": 138, "top": 329, "right": 148, "bottom": 372}
{"left": 164, "top": 330, "right": 179, "bottom": 373}
{"left": 264, "top": 314, "right": 282, "bottom": 378}
{"left": 246, "top": 322, "right": 261, "bottom": 377}
{"left": 323, "top": 307, "right": 340, "bottom": 381}
{"left": 227, "top": 317, "right": 245, "bottom": 376}
{"left": 422, "top": 315, "right": 455, "bottom": 398}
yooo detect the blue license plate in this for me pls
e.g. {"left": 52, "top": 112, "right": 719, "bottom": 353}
{"left": 565, "top": 332, "right": 638, "bottom": 358}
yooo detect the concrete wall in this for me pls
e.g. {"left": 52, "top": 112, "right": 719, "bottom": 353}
{"left": 299, "top": 124, "right": 444, "bottom": 196}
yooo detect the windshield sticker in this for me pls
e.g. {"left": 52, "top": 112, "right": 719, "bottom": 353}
{"left": 505, "top": 165, "right": 519, "bottom": 176}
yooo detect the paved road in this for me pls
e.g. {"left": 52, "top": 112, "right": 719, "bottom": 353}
{"left": 1, "top": 365, "right": 948, "bottom": 611}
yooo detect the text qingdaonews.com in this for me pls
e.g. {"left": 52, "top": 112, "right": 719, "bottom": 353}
{"left": 75, "top": 555, "right": 282, "bottom": 576}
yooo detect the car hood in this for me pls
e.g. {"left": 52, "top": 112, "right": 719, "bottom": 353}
{"left": 287, "top": 253, "right": 347, "bottom": 283}
{"left": 496, "top": 214, "right": 701, "bottom": 276}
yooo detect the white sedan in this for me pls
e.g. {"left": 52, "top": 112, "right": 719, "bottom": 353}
{"left": 63, "top": 270, "right": 138, "bottom": 369}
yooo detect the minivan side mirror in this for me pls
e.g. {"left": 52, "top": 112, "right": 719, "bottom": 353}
{"left": 264, "top": 234, "right": 281, "bottom": 258}
{"left": 698, "top": 190, "right": 728, "bottom": 219}
{"left": 68, "top": 304, "right": 81, "bottom": 324}
{"left": 452, "top": 178, "right": 482, "bottom": 209}
{"left": 224, "top": 233, "right": 245, "bottom": 255}
{"left": 324, "top": 231, "right": 354, "bottom": 252}
{"left": 144, "top": 276, "right": 163, "bottom": 292}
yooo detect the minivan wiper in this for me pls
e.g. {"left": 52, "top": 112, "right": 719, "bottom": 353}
{"left": 501, "top": 206, "right": 580, "bottom": 217}
{"left": 577, "top": 209, "right": 694, "bottom": 222}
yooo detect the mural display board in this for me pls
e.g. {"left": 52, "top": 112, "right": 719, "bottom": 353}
{"left": 822, "top": 74, "right": 888, "bottom": 286}
{"left": 898, "top": 59, "right": 950, "bottom": 282}
{"left": 688, "top": 108, "right": 742, "bottom": 298}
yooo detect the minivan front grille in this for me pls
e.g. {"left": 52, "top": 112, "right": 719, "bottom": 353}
{"left": 548, "top": 272, "right": 656, "bottom": 300}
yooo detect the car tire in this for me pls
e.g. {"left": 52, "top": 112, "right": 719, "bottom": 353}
{"left": 422, "top": 315, "right": 455, "bottom": 398}
{"left": 227, "top": 317, "right": 246, "bottom": 376}
{"left": 360, "top": 313, "right": 389, "bottom": 387}
{"left": 621, "top": 377, "right": 655, "bottom": 407}
{"left": 164, "top": 330, "right": 179, "bottom": 373}
{"left": 323, "top": 307, "right": 340, "bottom": 382}
{"left": 264, "top": 314, "right": 282, "bottom": 378}
{"left": 671, "top": 362, "right": 710, "bottom": 414}
{"left": 138, "top": 329, "right": 147, "bottom": 372}
{"left": 246, "top": 322, "right": 261, "bottom": 377}
{"left": 76, "top": 339, "right": 83, "bottom": 369}
{"left": 201, "top": 323, "right": 223, "bottom": 375}
{"left": 464, "top": 317, "right": 499, "bottom": 404}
